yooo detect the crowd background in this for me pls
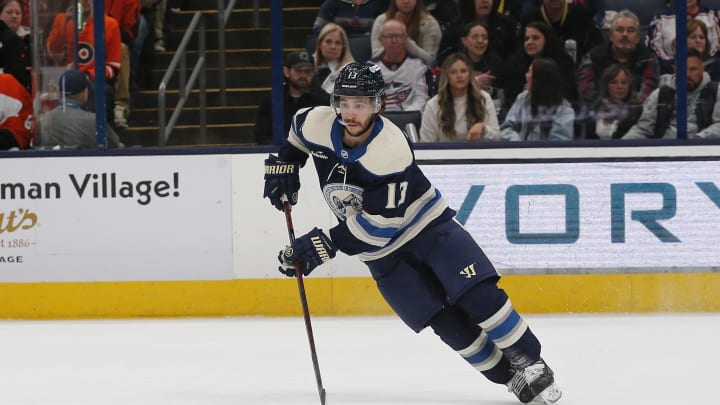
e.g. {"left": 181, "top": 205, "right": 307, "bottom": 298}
{"left": 0, "top": 0, "right": 180, "bottom": 150}
{"left": 4, "top": 1, "right": 720, "bottom": 150}
{"left": 255, "top": 0, "right": 720, "bottom": 145}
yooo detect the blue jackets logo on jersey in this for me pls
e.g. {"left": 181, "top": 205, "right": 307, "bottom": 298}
{"left": 323, "top": 183, "right": 363, "bottom": 220}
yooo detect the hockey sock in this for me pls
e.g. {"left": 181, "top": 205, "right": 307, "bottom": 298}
{"left": 428, "top": 306, "right": 513, "bottom": 384}
{"left": 455, "top": 281, "right": 541, "bottom": 370}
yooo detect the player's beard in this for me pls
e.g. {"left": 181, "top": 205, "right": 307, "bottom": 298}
{"left": 342, "top": 116, "right": 376, "bottom": 146}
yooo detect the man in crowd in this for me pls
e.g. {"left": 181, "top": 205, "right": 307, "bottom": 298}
{"left": 369, "top": 19, "right": 431, "bottom": 112}
{"left": 37, "top": 69, "right": 123, "bottom": 148}
{"left": 47, "top": 0, "right": 122, "bottom": 126}
{"left": 254, "top": 51, "right": 329, "bottom": 145}
{"left": 623, "top": 49, "right": 720, "bottom": 140}
{"left": 576, "top": 9, "right": 660, "bottom": 102}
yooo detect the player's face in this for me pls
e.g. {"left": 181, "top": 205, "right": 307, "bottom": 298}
{"left": 338, "top": 96, "right": 375, "bottom": 137}
{"left": 607, "top": 70, "right": 630, "bottom": 102}
{"left": 687, "top": 56, "right": 705, "bottom": 91}
{"left": 610, "top": 17, "right": 640, "bottom": 52}
{"left": 447, "top": 59, "right": 471, "bottom": 93}
{"left": 462, "top": 25, "right": 489, "bottom": 60}
{"left": 524, "top": 27, "right": 545, "bottom": 58}
{"left": 688, "top": 27, "right": 707, "bottom": 55}
{"left": 320, "top": 30, "right": 343, "bottom": 62}
{"left": 0, "top": 0, "right": 22, "bottom": 32}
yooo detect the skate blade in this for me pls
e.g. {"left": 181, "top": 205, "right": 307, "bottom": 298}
{"left": 532, "top": 382, "right": 562, "bottom": 404}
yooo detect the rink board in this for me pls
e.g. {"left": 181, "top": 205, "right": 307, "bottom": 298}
{"left": 2, "top": 146, "right": 720, "bottom": 318}
{"left": 1, "top": 272, "right": 720, "bottom": 319}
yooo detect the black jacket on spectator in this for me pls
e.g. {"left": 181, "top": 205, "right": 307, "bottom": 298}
{"left": 459, "top": 0, "right": 521, "bottom": 60}
{"left": 577, "top": 42, "right": 660, "bottom": 103}
{"left": 254, "top": 83, "right": 329, "bottom": 145}
{"left": 426, "top": 0, "right": 462, "bottom": 66}
{"left": 522, "top": 3, "right": 603, "bottom": 65}
{"left": 0, "top": 20, "right": 31, "bottom": 92}
{"left": 582, "top": 99, "right": 644, "bottom": 139}
{"left": 504, "top": 49, "right": 577, "bottom": 115}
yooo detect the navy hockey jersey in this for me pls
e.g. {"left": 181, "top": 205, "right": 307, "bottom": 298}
{"left": 278, "top": 106, "right": 454, "bottom": 261}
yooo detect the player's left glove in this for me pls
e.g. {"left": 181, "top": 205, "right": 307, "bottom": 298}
{"left": 278, "top": 227, "right": 337, "bottom": 277}
{"left": 263, "top": 154, "right": 300, "bottom": 211}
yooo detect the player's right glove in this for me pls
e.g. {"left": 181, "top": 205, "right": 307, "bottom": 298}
{"left": 263, "top": 154, "right": 300, "bottom": 210}
{"left": 277, "top": 228, "right": 337, "bottom": 277}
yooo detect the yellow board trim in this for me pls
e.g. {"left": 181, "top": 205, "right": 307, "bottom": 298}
{"left": 2, "top": 273, "right": 719, "bottom": 319}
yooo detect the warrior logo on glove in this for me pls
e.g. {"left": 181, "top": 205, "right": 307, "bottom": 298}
{"left": 263, "top": 154, "right": 301, "bottom": 210}
{"left": 278, "top": 228, "right": 337, "bottom": 277}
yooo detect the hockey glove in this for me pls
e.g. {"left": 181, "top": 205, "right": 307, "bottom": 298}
{"left": 278, "top": 228, "right": 337, "bottom": 277}
{"left": 263, "top": 154, "right": 300, "bottom": 210}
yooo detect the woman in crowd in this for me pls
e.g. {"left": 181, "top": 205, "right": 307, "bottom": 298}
{"left": 687, "top": 18, "right": 720, "bottom": 81}
{"left": 313, "top": 23, "right": 356, "bottom": 95}
{"left": 503, "top": 21, "right": 576, "bottom": 113}
{"left": 459, "top": 0, "right": 519, "bottom": 59}
{"left": 583, "top": 64, "right": 643, "bottom": 140}
{"left": 0, "top": 0, "right": 31, "bottom": 91}
{"left": 420, "top": 53, "right": 499, "bottom": 142}
{"left": 371, "top": 0, "right": 442, "bottom": 67}
{"left": 460, "top": 21, "right": 507, "bottom": 109}
{"left": 498, "top": 58, "right": 574, "bottom": 141}
{"left": 648, "top": 0, "right": 720, "bottom": 75}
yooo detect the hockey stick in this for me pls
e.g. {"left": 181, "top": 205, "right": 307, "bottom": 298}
{"left": 282, "top": 197, "right": 327, "bottom": 405}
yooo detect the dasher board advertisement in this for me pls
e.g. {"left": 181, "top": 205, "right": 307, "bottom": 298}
{"left": 0, "top": 155, "right": 234, "bottom": 282}
{"left": 421, "top": 160, "right": 720, "bottom": 273}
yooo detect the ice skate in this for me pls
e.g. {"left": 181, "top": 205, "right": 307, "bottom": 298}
{"left": 507, "top": 358, "right": 562, "bottom": 404}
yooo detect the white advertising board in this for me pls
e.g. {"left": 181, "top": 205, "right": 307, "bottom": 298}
{"left": 0, "top": 155, "right": 234, "bottom": 282}
{"left": 421, "top": 160, "right": 720, "bottom": 272}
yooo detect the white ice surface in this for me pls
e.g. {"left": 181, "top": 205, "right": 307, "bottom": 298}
{"left": 0, "top": 314, "right": 717, "bottom": 404}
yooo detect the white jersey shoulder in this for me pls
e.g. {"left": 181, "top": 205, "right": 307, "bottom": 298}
{"left": 289, "top": 106, "right": 336, "bottom": 151}
{"left": 358, "top": 116, "right": 413, "bottom": 176}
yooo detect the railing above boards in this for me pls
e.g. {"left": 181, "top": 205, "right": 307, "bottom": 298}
{"left": 158, "top": 11, "right": 207, "bottom": 147}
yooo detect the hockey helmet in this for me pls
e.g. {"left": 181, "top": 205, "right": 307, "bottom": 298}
{"left": 332, "top": 63, "right": 385, "bottom": 114}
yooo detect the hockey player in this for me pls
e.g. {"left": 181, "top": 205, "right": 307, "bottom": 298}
{"left": 263, "top": 62, "right": 562, "bottom": 404}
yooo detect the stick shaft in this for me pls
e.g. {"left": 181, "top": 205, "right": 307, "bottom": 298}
{"left": 283, "top": 201, "right": 327, "bottom": 405}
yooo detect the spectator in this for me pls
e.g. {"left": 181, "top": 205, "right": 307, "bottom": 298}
{"left": 0, "top": 0, "right": 31, "bottom": 91}
{"left": 254, "top": 51, "right": 329, "bottom": 145}
{"left": 522, "top": 0, "right": 603, "bottom": 65}
{"left": 623, "top": 49, "right": 720, "bottom": 140}
{"left": 105, "top": 0, "right": 141, "bottom": 129}
{"left": 370, "top": 0, "right": 442, "bottom": 67}
{"left": 0, "top": 72, "right": 33, "bottom": 150}
{"left": 648, "top": 0, "right": 720, "bottom": 75}
{"left": 419, "top": 53, "right": 500, "bottom": 142}
{"left": 47, "top": 0, "right": 122, "bottom": 124}
{"left": 499, "top": 57, "right": 575, "bottom": 141}
{"left": 461, "top": 21, "right": 508, "bottom": 107}
{"left": 504, "top": 21, "right": 577, "bottom": 113}
{"left": 314, "top": 23, "right": 355, "bottom": 94}
{"left": 424, "top": 0, "right": 462, "bottom": 66}
{"left": 313, "top": 0, "right": 389, "bottom": 36}
{"left": 583, "top": 64, "right": 643, "bottom": 139}
{"left": 577, "top": 10, "right": 660, "bottom": 103}
{"left": 369, "top": 19, "right": 431, "bottom": 111}
{"left": 151, "top": 0, "right": 166, "bottom": 52}
{"left": 687, "top": 18, "right": 720, "bottom": 81}
{"left": 520, "top": 0, "right": 606, "bottom": 27}
{"left": 37, "top": 69, "right": 123, "bottom": 149}
{"left": 459, "top": 0, "right": 520, "bottom": 59}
